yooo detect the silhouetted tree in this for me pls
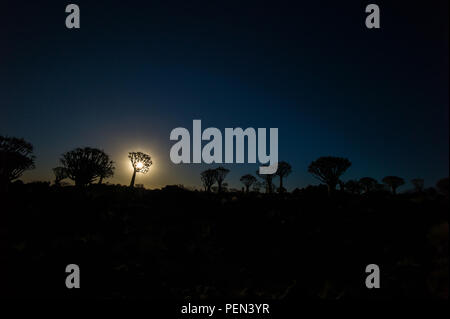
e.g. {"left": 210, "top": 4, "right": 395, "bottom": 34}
{"left": 128, "top": 152, "right": 152, "bottom": 188}
{"left": 214, "top": 166, "right": 229, "bottom": 193}
{"left": 308, "top": 156, "right": 351, "bottom": 195}
{"left": 201, "top": 169, "right": 217, "bottom": 192}
{"left": 359, "top": 177, "right": 378, "bottom": 194}
{"left": 257, "top": 171, "right": 276, "bottom": 194}
{"left": 276, "top": 161, "right": 292, "bottom": 193}
{"left": 98, "top": 161, "right": 115, "bottom": 184}
{"left": 436, "top": 177, "right": 449, "bottom": 196}
{"left": 344, "top": 179, "right": 362, "bottom": 194}
{"left": 52, "top": 167, "right": 67, "bottom": 186}
{"left": 411, "top": 178, "right": 424, "bottom": 193}
{"left": 240, "top": 174, "right": 257, "bottom": 193}
{"left": 382, "top": 176, "right": 405, "bottom": 195}
{"left": 0, "top": 136, "right": 35, "bottom": 190}
{"left": 60, "top": 147, "right": 113, "bottom": 187}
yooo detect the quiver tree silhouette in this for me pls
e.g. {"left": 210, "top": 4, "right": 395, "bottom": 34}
{"left": 257, "top": 170, "right": 276, "bottom": 194}
{"left": 308, "top": 156, "right": 351, "bottom": 195}
{"left": 52, "top": 167, "right": 67, "bottom": 186}
{"left": 240, "top": 174, "right": 257, "bottom": 193}
{"left": 201, "top": 169, "right": 217, "bottom": 192}
{"left": 382, "top": 176, "right": 405, "bottom": 195}
{"left": 359, "top": 177, "right": 378, "bottom": 194}
{"left": 60, "top": 147, "right": 114, "bottom": 187}
{"left": 411, "top": 178, "right": 424, "bottom": 193}
{"left": 214, "top": 166, "right": 230, "bottom": 193}
{"left": 276, "top": 161, "right": 292, "bottom": 193}
{"left": 128, "top": 151, "right": 152, "bottom": 188}
{"left": 0, "top": 136, "right": 35, "bottom": 191}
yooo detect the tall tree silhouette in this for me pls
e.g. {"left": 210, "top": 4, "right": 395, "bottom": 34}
{"left": 240, "top": 174, "right": 257, "bottom": 193}
{"left": 201, "top": 169, "right": 217, "bottom": 192}
{"left": 214, "top": 166, "right": 229, "bottom": 193}
{"left": 0, "top": 136, "right": 35, "bottom": 191}
{"left": 359, "top": 177, "right": 378, "bottom": 194}
{"left": 411, "top": 178, "right": 424, "bottom": 193}
{"left": 128, "top": 152, "right": 152, "bottom": 188}
{"left": 257, "top": 171, "right": 276, "bottom": 194}
{"left": 52, "top": 167, "right": 67, "bottom": 186}
{"left": 60, "top": 147, "right": 113, "bottom": 187}
{"left": 276, "top": 161, "right": 292, "bottom": 193}
{"left": 308, "top": 156, "right": 351, "bottom": 195}
{"left": 382, "top": 176, "right": 405, "bottom": 195}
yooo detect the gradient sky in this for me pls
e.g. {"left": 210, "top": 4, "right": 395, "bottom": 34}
{"left": 1, "top": 1, "right": 448, "bottom": 191}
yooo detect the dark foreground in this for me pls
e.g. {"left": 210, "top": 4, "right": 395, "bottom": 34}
{"left": 2, "top": 183, "right": 448, "bottom": 299}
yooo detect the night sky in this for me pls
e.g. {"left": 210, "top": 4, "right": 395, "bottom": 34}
{"left": 1, "top": 1, "right": 448, "bottom": 190}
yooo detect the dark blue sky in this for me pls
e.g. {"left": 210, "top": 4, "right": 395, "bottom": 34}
{"left": 1, "top": 1, "right": 448, "bottom": 190}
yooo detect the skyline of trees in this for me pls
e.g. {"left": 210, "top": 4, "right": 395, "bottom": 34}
{"left": 0, "top": 135, "right": 447, "bottom": 194}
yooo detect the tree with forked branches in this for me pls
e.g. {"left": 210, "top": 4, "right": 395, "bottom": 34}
{"left": 128, "top": 151, "right": 152, "bottom": 188}
{"left": 308, "top": 156, "right": 351, "bottom": 195}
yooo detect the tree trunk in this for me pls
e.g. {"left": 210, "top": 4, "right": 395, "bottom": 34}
{"left": 98, "top": 176, "right": 103, "bottom": 184}
{"left": 279, "top": 177, "right": 284, "bottom": 193}
{"left": 130, "top": 169, "right": 136, "bottom": 188}
{"left": 246, "top": 185, "right": 250, "bottom": 193}
{"left": 218, "top": 181, "right": 222, "bottom": 193}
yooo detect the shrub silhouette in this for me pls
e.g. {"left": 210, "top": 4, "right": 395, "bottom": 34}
{"left": 344, "top": 179, "right": 362, "bottom": 194}
{"left": 214, "top": 166, "right": 230, "bottom": 193}
{"left": 240, "top": 174, "right": 257, "bottom": 193}
{"left": 60, "top": 147, "right": 114, "bottom": 186}
{"left": 276, "top": 161, "right": 292, "bottom": 193}
{"left": 128, "top": 152, "right": 152, "bottom": 188}
{"left": 201, "top": 169, "right": 217, "bottom": 192}
{"left": 308, "top": 156, "right": 351, "bottom": 195}
{"left": 436, "top": 177, "right": 449, "bottom": 196}
{"left": 382, "top": 176, "right": 405, "bottom": 195}
{"left": 0, "top": 136, "right": 35, "bottom": 191}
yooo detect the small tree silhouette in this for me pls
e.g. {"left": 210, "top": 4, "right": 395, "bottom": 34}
{"left": 201, "top": 169, "right": 217, "bottom": 192}
{"left": 240, "top": 174, "right": 257, "bottom": 193}
{"left": 60, "top": 147, "right": 113, "bottom": 186}
{"left": 214, "top": 166, "right": 230, "bottom": 193}
{"left": 257, "top": 170, "right": 276, "bottom": 194}
{"left": 52, "top": 167, "right": 67, "bottom": 186}
{"left": 359, "top": 177, "right": 378, "bottom": 194}
{"left": 308, "top": 156, "right": 351, "bottom": 195}
{"left": 128, "top": 152, "right": 152, "bottom": 188}
{"left": 411, "top": 178, "right": 424, "bottom": 193}
{"left": 276, "top": 161, "right": 292, "bottom": 193}
{"left": 0, "top": 136, "right": 35, "bottom": 190}
{"left": 382, "top": 176, "right": 405, "bottom": 195}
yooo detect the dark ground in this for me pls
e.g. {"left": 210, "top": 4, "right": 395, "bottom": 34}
{"left": 1, "top": 182, "right": 448, "bottom": 299}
